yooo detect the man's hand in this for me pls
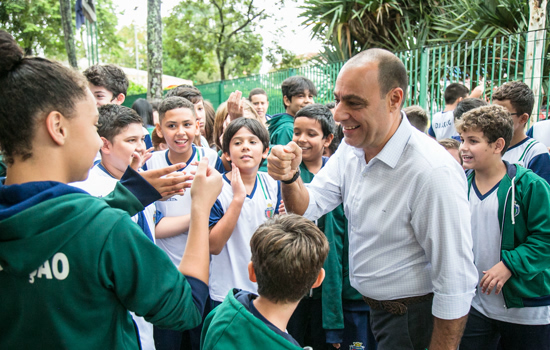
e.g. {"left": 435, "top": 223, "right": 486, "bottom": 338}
{"left": 140, "top": 163, "right": 191, "bottom": 197}
{"left": 267, "top": 142, "right": 302, "bottom": 181}
{"left": 190, "top": 157, "right": 223, "bottom": 209}
{"left": 227, "top": 90, "right": 244, "bottom": 121}
{"left": 480, "top": 261, "right": 512, "bottom": 295}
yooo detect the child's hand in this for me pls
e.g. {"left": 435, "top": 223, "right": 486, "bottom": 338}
{"left": 227, "top": 90, "right": 244, "bottom": 121}
{"left": 231, "top": 163, "right": 246, "bottom": 202}
{"left": 331, "top": 343, "right": 341, "bottom": 349}
{"left": 480, "top": 261, "right": 512, "bottom": 295}
{"left": 267, "top": 141, "right": 302, "bottom": 182}
{"left": 141, "top": 163, "right": 191, "bottom": 197}
{"left": 190, "top": 157, "right": 222, "bottom": 208}
{"left": 130, "top": 147, "right": 154, "bottom": 171}
{"left": 159, "top": 172, "right": 193, "bottom": 200}
{"left": 278, "top": 200, "right": 286, "bottom": 215}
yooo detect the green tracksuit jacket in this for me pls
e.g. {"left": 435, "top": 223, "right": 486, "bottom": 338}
{"left": 201, "top": 290, "right": 303, "bottom": 350}
{"left": 468, "top": 161, "right": 550, "bottom": 308}
{"left": 267, "top": 113, "right": 295, "bottom": 146}
{"left": 0, "top": 180, "right": 205, "bottom": 349}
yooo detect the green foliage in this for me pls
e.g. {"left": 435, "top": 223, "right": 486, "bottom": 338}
{"left": 0, "top": 0, "right": 120, "bottom": 63}
{"left": 163, "top": 0, "right": 265, "bottom": 83}
{"left": 301, "top": 0, "right": 547, "bottom": 63}
{"left": 0, "top": 0, "right": 64, "bottom": 56}
{"left": 266, "top": 40, "right": 311, "bottom": 70}
{"left": 127, "top": 80, "right": 148, "bottom": 95}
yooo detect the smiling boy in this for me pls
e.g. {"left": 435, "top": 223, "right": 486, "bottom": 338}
{"left": 165, "top": 85, "right": 209, "bottom": 148}
{"left": 83, "top": 64, "right": 128, "bottom": 107}
{"left": 267, "top": 76, "right": 317, "bottom": 146}
{"left": 145, "top": 96, "right": 225, "bottom": 349}
{"left": 249, "top": 88, "right": 271, "bottom": 122}
{"left": 457, "top": 105, "right": 550, "bottom": 350}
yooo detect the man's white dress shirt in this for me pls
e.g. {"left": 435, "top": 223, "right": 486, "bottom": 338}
{"left": 304, "top": 115, "right": 478, "bottom": 320}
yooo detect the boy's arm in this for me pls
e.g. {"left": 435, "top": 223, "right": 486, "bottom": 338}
{"left": 209, "top": 165, "right": 246, "bottom": 255}
{"left": 179, "top": 158, "right": 223, "bottom": 283}
{"left": 155, "top": 215, "right": 191, "bottom": 239}
{"left": 501, "top": 178, "right": 550, "bottom": 279}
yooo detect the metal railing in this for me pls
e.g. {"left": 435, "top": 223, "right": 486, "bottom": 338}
{"left": 193, "top": 28, "right": 550, "bottom": 124}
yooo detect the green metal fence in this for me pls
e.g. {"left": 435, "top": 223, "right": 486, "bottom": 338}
{"left": 194, "top": 28, "right": 550, "bottom": 124}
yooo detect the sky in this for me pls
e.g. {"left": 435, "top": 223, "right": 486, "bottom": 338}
{"left": 115, "top": 0, "right": 323, "bottom": 73}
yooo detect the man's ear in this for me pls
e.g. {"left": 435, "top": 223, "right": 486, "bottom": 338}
{"left": 100, "top": 136, "right": 112, "bottom": 154}
{"left": 248, "top": 262, "right": 257, "bottom": 283}
{"left": 283, "top": 95, "right": 291, "bottom": 109}
{"left": 311, "top": 268, "right": 325, "bottom": 289}
{"left": 114, "top": 93, "right": 125, "bottom": 105}
{"left": 387, "top": 88, "right": 404, "bottom": 112}
{"left": 323, "top": 134, "right": 334, "bottom": 149}
{"left": 45, "top": 111, "right": 67, "bottom": 146}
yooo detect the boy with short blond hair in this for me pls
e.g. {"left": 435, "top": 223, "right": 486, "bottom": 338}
{"left": 201, "top": 214, "right": 329, "bottom": 349}
{"left": 456, "top": 105, "right": 550, "bottom": 349}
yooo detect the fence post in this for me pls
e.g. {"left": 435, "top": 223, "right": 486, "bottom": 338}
{"left": 525, "top": 0, "right": 547, "bottom": 123}
{"left": 419, "top": 48, "right": 429, "bottom": 110}
{"left": 218, "top": 80, "right": 224, "bottom": 106}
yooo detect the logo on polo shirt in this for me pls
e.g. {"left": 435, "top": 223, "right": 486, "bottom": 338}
{"left": 265, "top": 203, "right": 274, "bottom": 218}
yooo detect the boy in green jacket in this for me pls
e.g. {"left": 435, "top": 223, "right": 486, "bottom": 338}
{"left": 456, "top": 105, "right": 550, "bottom": 349}
{"left": 267, "top": 76, "right": 316, "bottom": 146}
{"left": 0, "top": 30, "right": 222, "bottom": 349}
{"left": 201, "top": 214, "right": 329, "bottom": 350}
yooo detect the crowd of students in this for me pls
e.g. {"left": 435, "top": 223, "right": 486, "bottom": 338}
{"left": 1, "top": 28, "right": 550, "bottom": 350}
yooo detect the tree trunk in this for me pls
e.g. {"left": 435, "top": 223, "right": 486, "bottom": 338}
{"left": 59, "top": 0, "right": 78, "bottom": 68}
{"left": 147, "top": 0, "right": 163, "bottom": 99}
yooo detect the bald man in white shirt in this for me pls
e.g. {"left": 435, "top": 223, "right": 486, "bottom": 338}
{"left": 267, "top": 48, "right": 478, "bottom": 350}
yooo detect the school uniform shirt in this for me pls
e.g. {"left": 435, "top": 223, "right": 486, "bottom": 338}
{"left": 208, "top": 172, "right": 281, "bottom": 302}
{"left": 145, "top": 145, "right": 225, "bottom": 267}
{"left": 502, "top": 137, "right": 550, "bottom": 184}
{"left": 427, "top": 110, "right": 459, "bottom": 140}
{"left": 527, "top": 120, "right": 550, "bottom": 148}
{"left": 70, "top": 163, "right": 157, "bottom": 350}
{"left": 469, "top": 180, "right": 550, "bottom": 325}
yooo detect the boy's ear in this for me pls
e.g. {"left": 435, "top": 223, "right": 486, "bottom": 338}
{"left": 323, "top": 134, "right": 334, "bottom": 149}
{"left": 100, "top": 136, "right": 112, "bottom": 154}
{"left": 113, "top": 93, "right": 125, "bottom": 105}
{"left": 155, "top": 124, "right": 163, "bottom": 138}
{"left": 519, "top": 113, "right": 529, "bottom": 125}
{"left": 45, "top": 111, "right": 67, "bottom": 146}
{"left": 223, "top": 151, "right": 231, "bottom": 162}
{"left": 248, "top": 262, "right": 257, "bottom": 283}
{"left": 311, "top": 268, "right": 325, "bottom": 289}
{"left": 283, "top": 95, "right": 291, "bottom": 109}
{"left": 494, "top": 137, "right": 506, "bottom": 154}
{"left": 262, "top": 146, "right": 269, "bottom": 159}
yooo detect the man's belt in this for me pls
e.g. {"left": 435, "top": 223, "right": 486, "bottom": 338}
{"left": 362, "top": 293, "right": 434, "bottom": 316}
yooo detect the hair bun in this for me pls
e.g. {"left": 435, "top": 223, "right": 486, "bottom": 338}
{"left": 0, "top": 30, "right": 24, "bottom": 76}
